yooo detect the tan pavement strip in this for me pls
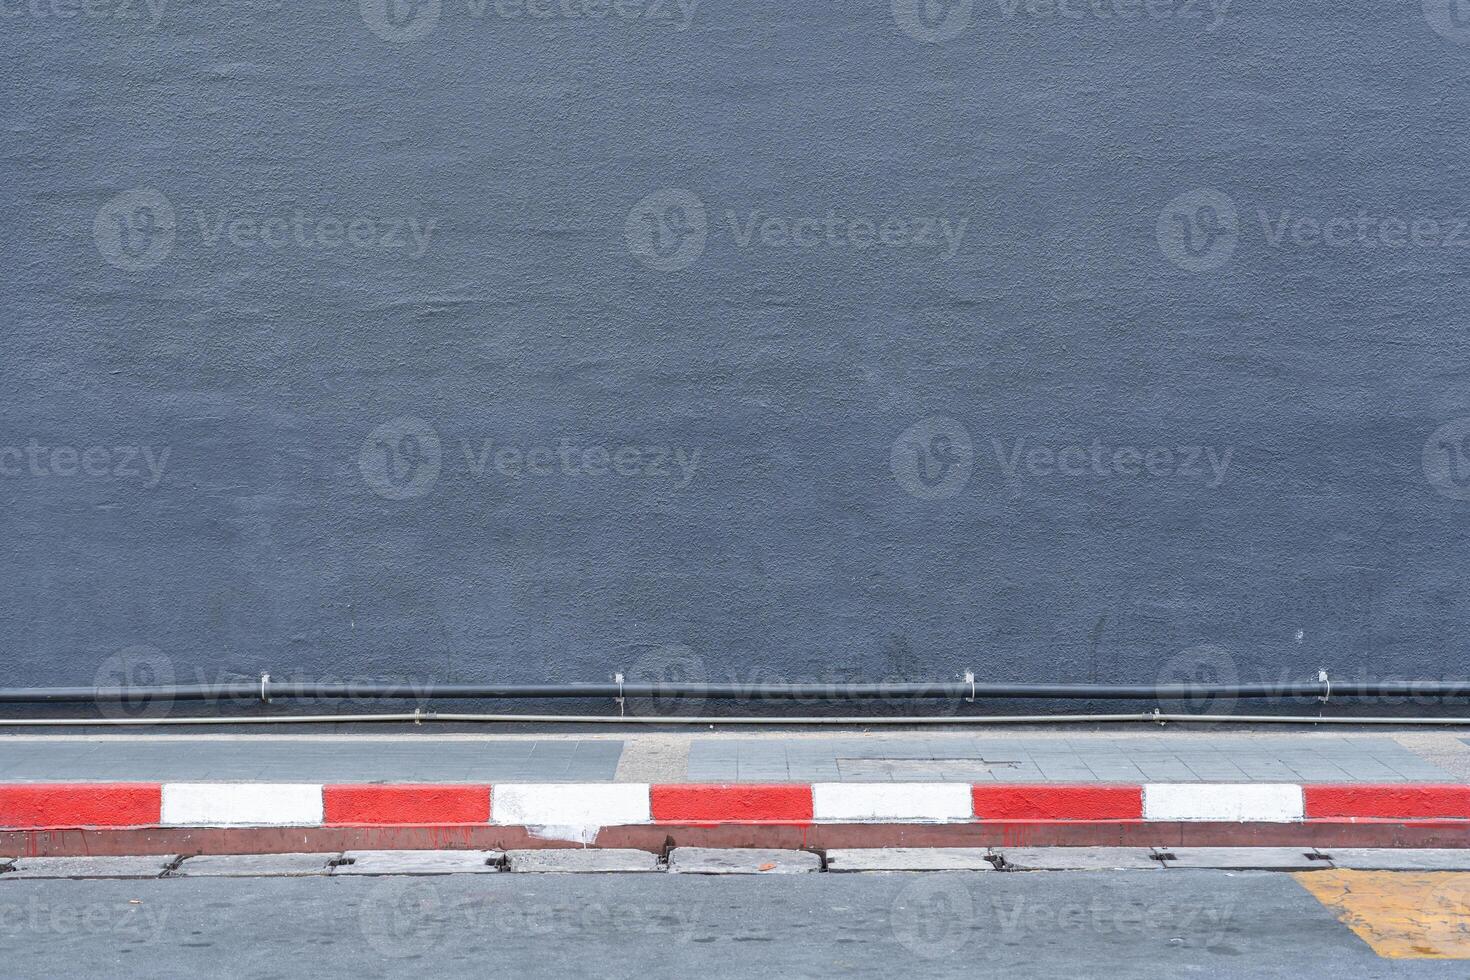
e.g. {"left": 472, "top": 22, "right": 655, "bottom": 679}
{"left": 1294, "top": 869, "right": 1470, "bottom": 959}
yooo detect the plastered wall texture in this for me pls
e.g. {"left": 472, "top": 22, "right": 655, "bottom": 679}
{"left": 4, "top": 0, "right": 1470, "bottom": 715}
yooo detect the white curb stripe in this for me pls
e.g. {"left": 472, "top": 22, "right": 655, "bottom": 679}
{"left": 1143, "top": 783, "right": 1304, "bottom": 822}
{"left": 161, "top": 783, "right": 324, "bottom": 826}
{"left": 132, "top": 781, "right": 1328, "bottom": 826}
{"left": 813, "top": 783, "right": 973, "bottom": 822}
{"left": 490, "top": 784, "right": 651, "bottom": 826}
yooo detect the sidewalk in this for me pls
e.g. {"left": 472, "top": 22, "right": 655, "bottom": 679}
{"left": 5, "top": 729, "right": 1470, "bottom": 855}
{"left": 1, "top": 730, "right": 1464, "bottom": 784}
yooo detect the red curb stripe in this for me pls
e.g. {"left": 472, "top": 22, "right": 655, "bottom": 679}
{"left": 972, "top": 784, "right": 1143, "bottom": 820}
{"left": 4, "top": 782, "right": 1470, "bottom": 830}
{"left": 651, "top": 784, "right": 814, "bottom": 823}
{"left": 1304, "top": 784, "right": 1470, "bottom": 819}
{"left": 323, "top": 785, "right": 491, "bottom": 826}
{"left": 0, "top": 784, "right": 161, "bottom": 829}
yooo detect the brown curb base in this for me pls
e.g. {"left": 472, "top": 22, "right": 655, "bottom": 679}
{"left": 6, "top": 820, "right": 1470, "bottom": 857}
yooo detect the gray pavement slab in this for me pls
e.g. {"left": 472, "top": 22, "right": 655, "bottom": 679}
{"left": 0, "top": 737, "right": 624, "bottom": 782}
{"left": 0, "top": 732, "right": 1464, "bottom": 791}
{"left": 1159, "top": 848, "right": 1330, "bottom": 871}
{"left": 2, "top": 855, "right": 176, "bottom": 879}
{"left": 996, "top": 848, "right": 1162, "bottom": 871}
{"left": 824, "top": 848, "right": 995, "bottom": 872}
{"left": 1317, "top": 848, "right": 1470, "bottom": 870}
{"left": 335, "top": 850, "right": 502, "bottom": 875}
{"left": 505, "top": 849, "right": 660, "bottom": 873}
{"left": 172, "top": 853, "right": 340, "bottom": 877}
{"left": 685, "top": 735, "right": 1452, "bottom": 783}
{"left": 668, "top": 848, "right": 821, "bottom": 874}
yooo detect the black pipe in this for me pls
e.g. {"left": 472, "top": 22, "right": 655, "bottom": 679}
{"left": 3, "top": 678, "right": 1470, "bottom": 703}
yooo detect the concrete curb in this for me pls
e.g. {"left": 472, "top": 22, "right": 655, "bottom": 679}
{"left": 3, "top": 782, "right": 1470, "bottom": 854}
{"left": 13, "top": 847, "right": 1470, "bottom": 878}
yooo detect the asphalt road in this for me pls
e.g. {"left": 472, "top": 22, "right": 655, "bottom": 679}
{"left": 0, "top": 870, "right": 1464, "bottom": 978}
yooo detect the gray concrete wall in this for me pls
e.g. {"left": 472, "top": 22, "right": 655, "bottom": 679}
{"left": 3, "top": 0, "right": 1470, "bottom": 711}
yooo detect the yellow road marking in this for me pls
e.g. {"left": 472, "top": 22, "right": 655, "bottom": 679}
{"left": 1294, "top": 870, "right": 1470, "bottom": 959}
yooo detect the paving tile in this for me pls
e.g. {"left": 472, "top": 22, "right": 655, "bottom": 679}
{"left": 1160, "top": 848, "right": 1330, "bottom": 870}
{"left": 3, "top": 856, "right": 177, "bottom": 879}
{"left": 335, "top": 850, "right": 501, "bottom": 875}
{"left": 505, "top": 849, "right": 659, "bottom": 872}
{"left": 1320, "top": 849, "right": 1470, "bottom": 871}
{"left": 988, "top": 770, "right": 1047, "bottom": 782}
{"left": 0, "top": 739, "right": 624, "bottom": 782}
{"left": 697, "top": 736, "right": 1454, "bottom": 785}
{"left": 668, "top": 848, "right": 820, "bottom": 874}
{"left": 998, "top": 848, "right": 1162, "bottom": 870}
{"left": 172, "top": 853, "right": 339, "bottom": 877}
{"left": 825, "top": 848, "right": 995, "bottom": 872}
{"left": 1398, "top": 768, "right": 1454, "bottom": 781}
